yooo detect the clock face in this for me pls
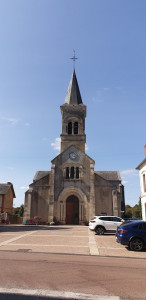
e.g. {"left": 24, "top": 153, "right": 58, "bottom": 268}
{"left": 69, "top": 152, "right": 76, "bottom": 159}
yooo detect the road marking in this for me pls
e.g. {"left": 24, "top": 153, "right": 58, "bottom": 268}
{"left": 0, "top": 231, "right": 37, "bottom": 247}
{"left": 88, "top": 229, "right": 99, "bottom": 255}
{"left": 0, "top": 233, "right": 23, "bottom": 235}
{"left": 3, "top": 243, "right": 88, "bottom": 247}
{"left": 0, "top": 287, "right": 120, "bottom": 299}
{"left": 98, "top": 246, "right": 125, "bottom": 250}
{"left": 27, "top": 234, "right": 88, "bottom": 238}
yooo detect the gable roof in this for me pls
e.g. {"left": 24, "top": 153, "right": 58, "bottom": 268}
{"left": 33, "top": 171, "right": 50, "bottom": 182}
{"left": 0, "top": 182, "right": 16, "bottom": 198}
{"left": 95, "top": 171, "right": 121, "bottom": 181}
{"left": 51, "top": 145, "right": 95, "bottom": 164}
{"left": 136, "top": 158, "right": 146, "bottom": 170}
{"left": 65, "top": 69, "right": 83, "bottom": 105}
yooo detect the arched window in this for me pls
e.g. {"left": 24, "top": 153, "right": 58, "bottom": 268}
{"left": 68, "top": 122, "right": 72, "bottom": 134}
{"left": 70, "top": 167, "right": 74, "bottom": 179}
{"left": 74, "top": 122, "right": 78, "bottom": 134}
{"left": 66, "top": 167, "right": 69, "bottom": 179}
{"left": 143, "top": 174, "right": 146, "bottom": 193}
{"left": 76, "top": 167, "right": 79, "bottom": 179}
{"left": 65, "top": 167, "right": 80, "bottom": 180}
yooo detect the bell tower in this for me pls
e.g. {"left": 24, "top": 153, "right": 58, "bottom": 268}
{"left": 60, "top": 69, "right": 86, "bottom": 153}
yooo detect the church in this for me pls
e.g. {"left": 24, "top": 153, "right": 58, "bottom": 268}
{"left": 24, "top": 69, "right": 125, "bottom": 224}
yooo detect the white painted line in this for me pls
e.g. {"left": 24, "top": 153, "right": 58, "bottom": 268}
{"left": 0, "top": 287, "right": 120, "bottom": 299}
{"left": 28, "top": 235, "right": 88, "bottom": 238}
{"left": 0, "top": 231, "right": 38, "bottom": 247}
{"left": 3, "top": 244, "right": 89, "bottom": 247}
{"left": 88, "top": 229, "right": 99, "bottom": 255}
{"left": 98, "top": 247, "right": 126, "bottom": 250}
{"left": 0, "top": 233, "right": 23, "bottom": 235}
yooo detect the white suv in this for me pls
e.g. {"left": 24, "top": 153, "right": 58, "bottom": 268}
{"left": 89, "top": 216, "right": 124, "bottom": 235}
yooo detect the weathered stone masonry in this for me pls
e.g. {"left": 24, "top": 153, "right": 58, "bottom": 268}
{"left": 24, "top": 70, "right": 125, "bottom": 224}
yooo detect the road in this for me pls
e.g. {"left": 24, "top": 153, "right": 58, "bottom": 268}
{"left": 0, "top": 251, "right": 146, "bottom": 299}
{"left": 0, "top": 225, "right": 146, "bottom": 299}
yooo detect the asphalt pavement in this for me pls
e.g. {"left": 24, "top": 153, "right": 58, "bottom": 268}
{"left": 0, "top": 225, "right": 146, "bottom": 300}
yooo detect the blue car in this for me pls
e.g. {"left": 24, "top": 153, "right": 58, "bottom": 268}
{"left": 116, "top": 221, "right": 146, "bottom": 251}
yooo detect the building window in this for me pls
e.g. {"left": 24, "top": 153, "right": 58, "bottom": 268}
{"left": 74, "top": 122, "right": 78, "bottom": 134}
{"left": 76, "top": 167, "right": 79, "bottom": 179}
{"left": 70, "top": 167, "right": 74, "bottom": 179}
{"left": 66, "top": 167, "right": 69, "bottom": 179}
{"left": 67, "top": 121, "right": 78, "bottom": 135}
{"left": 143, "top": 174, "right": 146, "bottom": 193}
{"left": 68, "top": 122, "right": 72, "bottom": 134}
{"left": 65, "top": 167, "right": 80, "bottom": 179}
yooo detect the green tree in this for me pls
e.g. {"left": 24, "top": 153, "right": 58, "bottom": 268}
{"left": 13, "top": 207, "right": 20, "bottom": 217}
{"left": 125, "top": 198, "right": 142, "bottom": 219}
{"left": 132, "top": 204, "right": 140, "bottom": 218}
{"left": 132, "top": 198, "right": 142, "bottom": 219}
{"left": 124, "top": 205, "right": 132, "bottom": 218}
{"left": 18, "top": 205, "right": 24, "bottom": 217}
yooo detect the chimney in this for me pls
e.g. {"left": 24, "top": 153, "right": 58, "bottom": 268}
{"left": 144, "top": 144, "right": 146, "bottom": 158}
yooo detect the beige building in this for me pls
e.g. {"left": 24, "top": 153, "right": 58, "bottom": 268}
{"left": 24, "top": 70, "right": 125, "bottom": 224}
{"left": 136, "top": 145, "right": 146, "bottom": 220}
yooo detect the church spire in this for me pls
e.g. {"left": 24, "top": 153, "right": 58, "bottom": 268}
{"left": 65, "top": 69, "right": 83, "bottom": 105}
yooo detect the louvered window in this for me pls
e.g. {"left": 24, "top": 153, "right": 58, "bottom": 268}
{"left": 65, "top": 167, "right": 80, "bottom": 179}
{"left": 66, "top": 167, "right": 69, "bottom": 179}
{"left": 76, "top": 167, "right": 79, "bottom": 179}
{"left": 68, "top": 122, "right": 72, "bottom": 134}
{"left": 70, "top": 167, "right": 74, "bottom": 179}
{"left": 74, "top": 122, "right": 78, "bottom": 134}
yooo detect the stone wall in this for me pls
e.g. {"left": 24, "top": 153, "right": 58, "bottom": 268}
{"left": 94, "top": 174, "right": 122, "bottom": 217}
{"left": 60, "top": 104, "right": 86, "bottom": 153}
{"left": 24, "top": 175, "right": 50, "bottom": 222}
{"left": 53, "top": 146, "right": 93, "bottom": 204}
{"left": 3, "top": 187, "right": 13, "bottom": 215}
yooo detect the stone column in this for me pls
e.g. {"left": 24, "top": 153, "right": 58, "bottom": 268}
{"left": 112, "top": 190, "right": 118, "bottom": 216}
{"left": 48, "top": 163, "right": 55, "bottom": 223}
{"left": 89, "top": 162, "right": 95, "bottom": 220}
{"left": 23, "top": 189, "right": 33, "bottom": 220}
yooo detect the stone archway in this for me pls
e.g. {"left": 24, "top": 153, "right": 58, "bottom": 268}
{"left": 66, "top": 195, "right": 79, "bottom": 225}
{"left": 56, "top": 186, "right": 89, "bottom": 224}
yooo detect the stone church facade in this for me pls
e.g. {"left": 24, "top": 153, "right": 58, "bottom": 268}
{"left": 24, "top": 70, "right": 125, "bottom": 224}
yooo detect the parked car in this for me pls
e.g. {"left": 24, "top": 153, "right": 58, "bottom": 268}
{"left": 116, "top": 220, "right": 146, "bottom": 251}
{"left": 89, "top": 216, "right": 124, "bottom": 235}
{"left": 123, "top": 218, "right": 141, "bottom": 223}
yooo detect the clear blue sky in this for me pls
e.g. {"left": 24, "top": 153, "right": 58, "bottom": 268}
{"left": 0, "top": 0, "right": 146, "bottom": 208}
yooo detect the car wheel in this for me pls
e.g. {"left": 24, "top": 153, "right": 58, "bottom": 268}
{"left": 129, "top": 238, "right": 144, "bottom": 251}
{"left": 95, "top": 226, "right": 105, "bottom": 235}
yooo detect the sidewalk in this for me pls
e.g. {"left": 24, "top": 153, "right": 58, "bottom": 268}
{"left": 0, "top": 225, "right": 146, "bottom": 258}
{"left": 0, "top": 225, "right": 90, "bottom": 255}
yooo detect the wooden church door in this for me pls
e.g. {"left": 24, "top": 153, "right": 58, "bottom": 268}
{"left": 66, "top": 195, "right": 79, "bottom": 224}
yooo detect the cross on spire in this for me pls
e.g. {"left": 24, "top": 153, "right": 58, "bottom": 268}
{"left": 70, "top": 50, "right": 78, "bottom": 69}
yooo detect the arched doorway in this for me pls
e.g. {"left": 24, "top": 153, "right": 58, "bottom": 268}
{"left": 66, "top": 195, "right": 79, "bottom": 224}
